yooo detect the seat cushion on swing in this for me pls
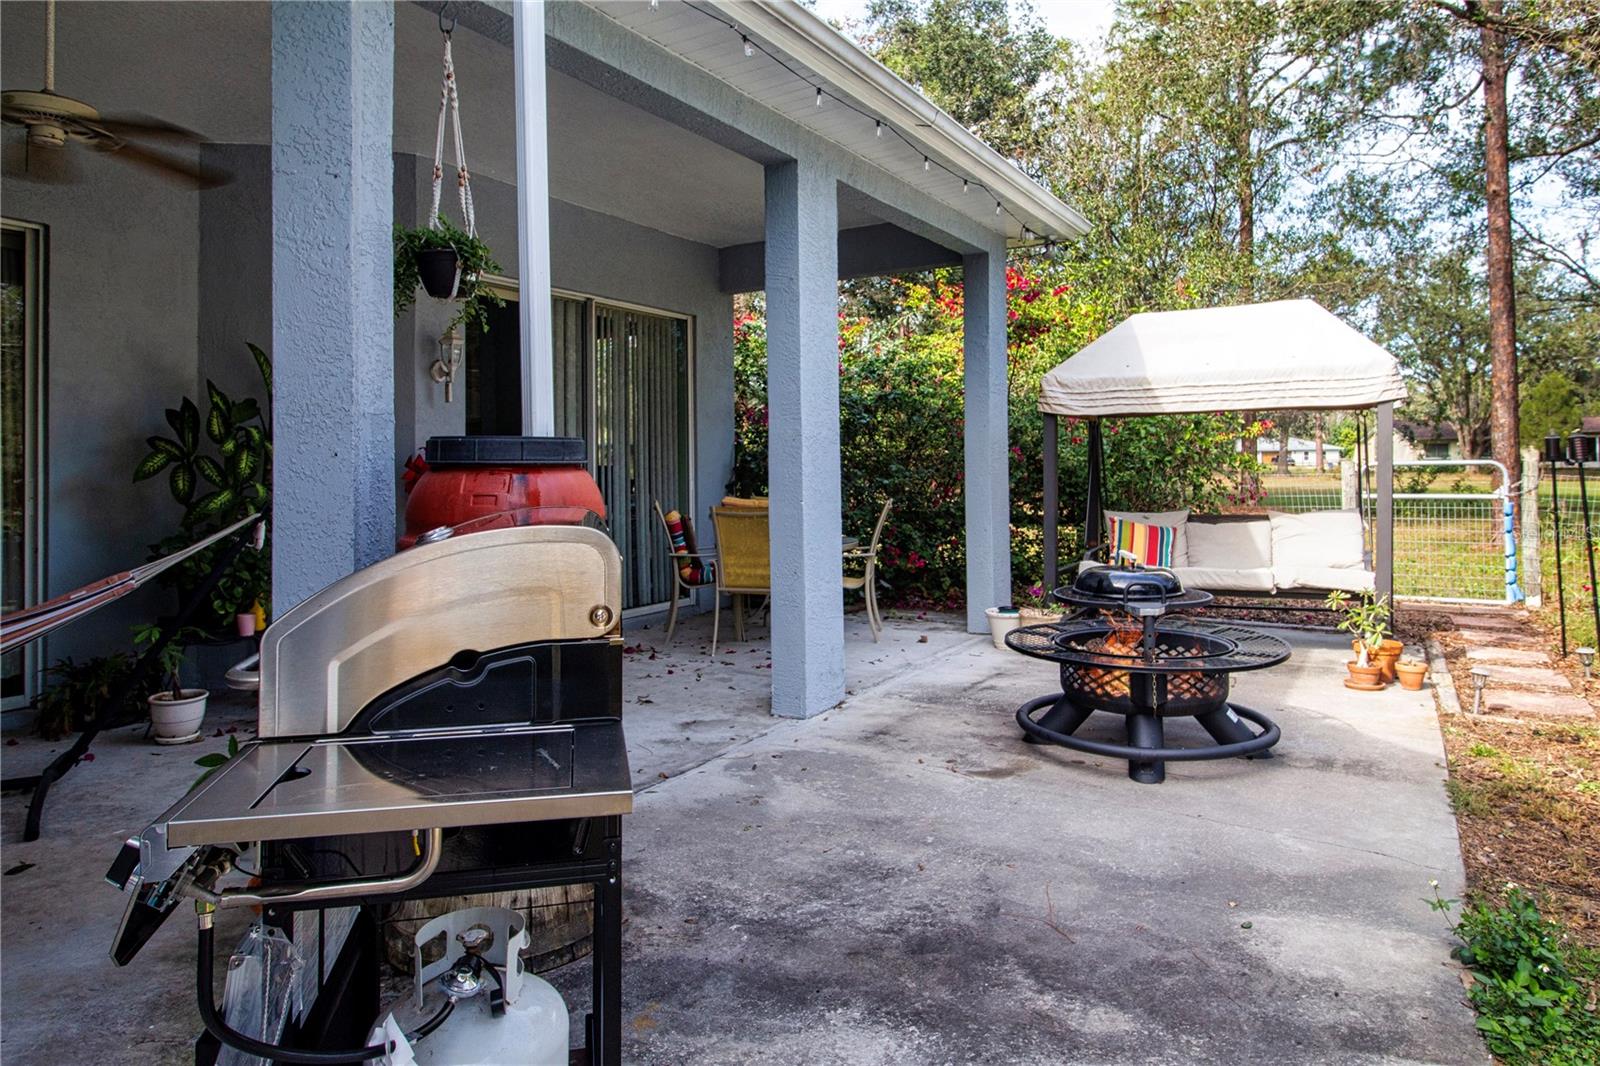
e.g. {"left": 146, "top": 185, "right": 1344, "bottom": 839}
{"left": 1276, "top": 565, "right": 1375, "bottom": 594}
{"left": 1171, "top": 565, "right": 1276, "bottom": 593}
{"left": 1185, "top": 517, "right": 1273, "bottom": 571}
{"left": 1104, "top": 509, "right": 1189, "bottom": 566}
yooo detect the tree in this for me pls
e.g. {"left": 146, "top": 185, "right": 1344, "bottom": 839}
{"left": 862, "top": 0, "right": 1059, "bottom": 167}
{"left": 1518, "top": 370, "right": 1588, "bottom": 445}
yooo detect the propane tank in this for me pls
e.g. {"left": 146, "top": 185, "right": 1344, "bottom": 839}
{"left": 374, "top": 907, "right": 568, "bottom": 1066}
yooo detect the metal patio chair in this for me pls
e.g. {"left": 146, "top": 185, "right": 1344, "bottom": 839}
{"left": 842, "top": 499, "right": 892, "bottom": 642}
{"left": 709, "top": 505, "right": 771, "bottom": 648}
{"left": 653, "top": 500, "right": 718, "bottom": 645}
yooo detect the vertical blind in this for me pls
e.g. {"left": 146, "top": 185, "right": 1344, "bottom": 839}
{"left": 555, "top": 296, "right": 690, "bottom": 610}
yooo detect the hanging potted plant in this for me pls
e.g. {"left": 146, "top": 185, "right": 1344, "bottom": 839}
{"left": 391, "top": 25, "right": 503, "bottom": 337}
{"left": 133, "top": 623, "right": 210, "bottom": 743}
{"left": 1325, "top": 591, "right": 1391, "bottom": 691}
{"left": 393, "top": 214, "right": 504, "bottom": 334}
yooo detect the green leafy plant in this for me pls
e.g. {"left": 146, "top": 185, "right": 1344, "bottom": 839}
{"left": 193, "top": 733, "right": 241, "bottom": 789}
{"left": 393, "top": 214, "right": 505, "bottom": 336}
{"left": 133, "top": 343, "right": 272, "bottom": 631}
{"left": 32, "top": 654, "right": 147, "bottom": 740}
{"left": 1325, "top": 590, "right": 1391, "bottom": 666}
{"left": 1428, "top": 883, "right": 1600, "bottom": 1065}
{"left": 131, "top": 623, "right": 207, "bottom": 700}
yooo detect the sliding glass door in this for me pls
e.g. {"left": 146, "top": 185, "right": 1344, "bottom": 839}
{"left": 2, "top": 221, "right": 44, "bottom": 711}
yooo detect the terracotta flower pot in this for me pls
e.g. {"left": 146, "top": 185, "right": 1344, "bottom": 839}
{"left": 1345, "top": 661, "right": 1384, "bottom": 691}
{"left": 1375, "top": 640, "right": 1403, "bottom": 683}
{"left": 1353, "top": 639, "right": 1403, "bottom": 683}
{"left": 1395, "top": 659, "right": 1428, "bottom": 691}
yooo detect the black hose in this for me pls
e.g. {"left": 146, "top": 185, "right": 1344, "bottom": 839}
{"left": 410, "top": 997, "right": 455, "bottom": 1040}
{"left": 197, "top": 923, "right": 393, "bottom": 1064}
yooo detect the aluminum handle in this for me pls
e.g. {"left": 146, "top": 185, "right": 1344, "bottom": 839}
{"left": 198, "top": 827, "right": 443, "bottom": 910}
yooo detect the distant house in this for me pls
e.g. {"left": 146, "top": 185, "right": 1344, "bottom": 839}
{"left": 1256, "top": 437, "right": 1342, "bottom": 467}
{"left": 1394, "top": 420, "right": 1462, "bottom": 462}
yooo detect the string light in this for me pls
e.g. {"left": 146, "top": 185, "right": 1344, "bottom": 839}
{"left": 677, "top": 0, "right": 1046, "bottom": 240}
{"left": 649, "top": 0, "right": 658, "bottom": 7}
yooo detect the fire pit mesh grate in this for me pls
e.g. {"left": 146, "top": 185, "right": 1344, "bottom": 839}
{"left": 1005, "top": 616, "right": 1290, "bottom": 673}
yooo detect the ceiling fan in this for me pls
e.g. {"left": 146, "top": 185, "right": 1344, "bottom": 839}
{"left": 2, "top": 0, "right": 231, "bottom": 188}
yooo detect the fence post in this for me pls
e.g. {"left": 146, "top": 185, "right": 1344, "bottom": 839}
{"left": 1340, "top": 460, "right": 1357, "bottom": 510}
{"left": 1521, "top": 446, "right": 1542, "bottom": 608}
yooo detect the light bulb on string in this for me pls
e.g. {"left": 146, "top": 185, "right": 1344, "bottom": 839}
{"left": 923, "top": 157, "right": 930, "bottom": 171}
{"left": 962, "top": 179, "right": 969, "bottom": 193}
{"left": 995, "top": 201, "right": 1002, "bottom": 216}
{"left": 815, "top": 87, "right": 823, "bottom": 107}
{"left": 742, "top": 36, "right": 754, "bottom": 57}
{"left": 875, "top": 121, "right": 882, "bottom": 137}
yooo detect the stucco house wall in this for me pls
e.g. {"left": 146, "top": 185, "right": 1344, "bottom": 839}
{"left": 1, "top": 0, "right": 739, "bottom": 683}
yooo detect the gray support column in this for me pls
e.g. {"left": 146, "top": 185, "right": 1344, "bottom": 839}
{"left": 963, "top": 248, "right": 1010, "bottom": 632}
{"left": 1376, "top": 401, "right": 1395, "bottom": 616}
{"left": 270, "top": 1, "right": 394, "bottom": 615}
{"left": 763, "top": 159, "right": 843, "bottom": 719}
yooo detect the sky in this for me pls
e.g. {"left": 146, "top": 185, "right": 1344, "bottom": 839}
{"left": 811, "top": 0, "right": 1117, "bottom": 52}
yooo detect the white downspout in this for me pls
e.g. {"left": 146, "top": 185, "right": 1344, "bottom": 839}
{"left": 514, "top": 0, "right": 555, "bottom": 436}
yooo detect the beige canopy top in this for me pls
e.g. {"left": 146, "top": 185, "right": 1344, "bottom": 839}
{"left": 1037, "top": 299, "right": 1407, "bottom": 417}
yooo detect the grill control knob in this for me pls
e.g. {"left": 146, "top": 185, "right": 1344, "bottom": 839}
{"left": 589, "top": 605, "right": 614, "bottom": 628}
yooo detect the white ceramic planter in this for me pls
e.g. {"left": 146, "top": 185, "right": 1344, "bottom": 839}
{"left": 985, "top": 607, "right": 1021, "bottom": 650}
{"left": 149, "top": 688, "right": 208, "bottom": 744}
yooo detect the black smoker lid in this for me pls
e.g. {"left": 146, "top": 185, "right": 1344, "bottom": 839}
{"left": 424, "top": 436, "right": 588, "bottom": 466}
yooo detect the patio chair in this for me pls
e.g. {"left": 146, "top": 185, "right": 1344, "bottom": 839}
{"left": 842, "top": 499, "right": 892, "bottom": 642}
{"left": 653, "top": 501, "right": 718, "bottom": 645}
{"left": 709, "top": 505, "right": 771, "bottom": 648}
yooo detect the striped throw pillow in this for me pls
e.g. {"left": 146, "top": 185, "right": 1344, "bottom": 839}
{"left": 1106, "top": 516, "right": 1177, "bottom": 568}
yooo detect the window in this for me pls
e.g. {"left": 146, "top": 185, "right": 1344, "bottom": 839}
{"left": 2, "top": 220, "right": 45, "bottom": 710}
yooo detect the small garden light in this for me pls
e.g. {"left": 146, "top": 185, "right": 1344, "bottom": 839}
{"left": 1470, "top": 665, "right": 1491, "bottom": 714}
{"left": 1577, "top": 647, "right": 1595, "bottom": 679}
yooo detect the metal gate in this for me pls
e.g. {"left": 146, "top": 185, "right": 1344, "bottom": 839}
{"left": 1367, "top": 459, "right": 1520, "bottom": 605}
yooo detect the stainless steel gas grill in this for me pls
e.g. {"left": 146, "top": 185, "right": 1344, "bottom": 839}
{"left": 1006, "top": 560, "right": 1288, "bottom": 784}
{"left": 106, "top": 521, "right": 631, "bottom": 1065}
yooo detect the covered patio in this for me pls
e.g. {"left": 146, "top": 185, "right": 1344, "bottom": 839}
{"left": 1, "top": 612, "right": 1484, "bottom": 1062}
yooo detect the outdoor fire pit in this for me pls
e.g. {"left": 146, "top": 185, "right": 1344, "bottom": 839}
{"left": 1006, "top": 562, "right": 1289, "bottom": 783}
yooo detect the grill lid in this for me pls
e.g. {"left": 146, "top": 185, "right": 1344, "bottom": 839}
{"left": 1070, "top": 562, "right": 1185, "bottom": 601}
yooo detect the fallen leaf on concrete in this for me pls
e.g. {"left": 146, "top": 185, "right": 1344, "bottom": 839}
{"left": 918, "top": 635, "right": 929, "bottom": 643}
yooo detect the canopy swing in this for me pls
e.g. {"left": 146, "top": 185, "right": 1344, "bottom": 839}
{"left": 1037, "top": 299, "right": 1407, "bottom": 609}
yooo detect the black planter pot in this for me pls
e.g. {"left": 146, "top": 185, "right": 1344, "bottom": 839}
{"left": 416, "top": 248, "right": 461, "bottom": 298}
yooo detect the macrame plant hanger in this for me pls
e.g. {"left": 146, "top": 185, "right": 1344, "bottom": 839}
{"left": 430, "top": 9, "right": 476, "bottom": 301}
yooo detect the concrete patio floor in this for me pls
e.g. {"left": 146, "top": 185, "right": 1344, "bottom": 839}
{"left": 0, "top": 609, "right": 1485, "bottom": 1064}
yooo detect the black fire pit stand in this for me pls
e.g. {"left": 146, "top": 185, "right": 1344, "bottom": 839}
{"left": 1008, "top": 615, "right": 1288, "bottom": 784}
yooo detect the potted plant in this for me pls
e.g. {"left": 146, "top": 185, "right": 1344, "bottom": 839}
{"left": 394, "top": 214, "right": 505, "bottom": 336}
{"left": 33, "top": 654, "right": 145, "bottom": 740}
{"left": 985, "top": 604, "right": 1021, "bottom": 649}
{"left": 133, "top": 623, "right": 209, "bottom": 743}
{"left": 1394, "top": 659, "right": 1428, "bottom": 691}
{"left": 1016, "top": 582, "right": 1063, "bottom": 624}
{"left": 1325, "top": 591, "right": 1391, "bottom": 690}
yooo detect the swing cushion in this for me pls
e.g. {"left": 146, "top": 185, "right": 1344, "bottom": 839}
{"left": 1267, "top": 509, "right": 1368, "bottom": 591}
{"left": 1106, "top": 515, "right": 1179, "bottom": 568}
{"left": 1104, "top": 509, "right": 1189, "bottom": 566}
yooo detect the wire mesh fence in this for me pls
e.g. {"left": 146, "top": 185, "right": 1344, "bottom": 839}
{"left": 1261, "top": 463, "right": 1512, "bottom": 604}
